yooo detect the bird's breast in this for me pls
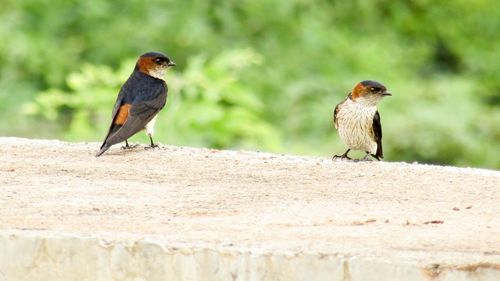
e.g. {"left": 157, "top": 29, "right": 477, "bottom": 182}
{"left": 336, "top": 101, "right": 378, "bottom": 153}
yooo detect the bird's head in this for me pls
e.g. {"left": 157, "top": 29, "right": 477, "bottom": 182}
{"left": 136, "top": 52, "right": 176, "bottom": 79}
{"left": 350, "top": 80, "right": 391, "bottom": 106}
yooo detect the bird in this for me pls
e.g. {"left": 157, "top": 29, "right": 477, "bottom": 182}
{"left": 96, "top": 51, "right": 176, "bottom": 157}
{"left": 333, "top": 80, "right": 391, "bottom": 161}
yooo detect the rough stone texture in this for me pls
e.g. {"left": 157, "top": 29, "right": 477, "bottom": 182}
{"left": 0, "top": 137, "right": 499, "bottom": 280}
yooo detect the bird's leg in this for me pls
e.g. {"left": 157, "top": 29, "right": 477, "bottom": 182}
{"left": 145, "top": 135, "right": 159, "bottom": 150}
{"left": 332, "top": 149, "right": 351, "bottom": 160}
{"left": 121, "top": 139, "right": 131, "bottom": 150}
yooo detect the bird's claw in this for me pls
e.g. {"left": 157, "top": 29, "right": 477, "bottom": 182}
{"left": 144, "top": 144, "right": 159, "bottom": 150}
{"left": 332, "top": 154, "right": 351, "bottom": 161}
{"left": 332, "top": 149, "right": 351, "bottom": 161}
{"left": 121, "top": 144, "right": 139, "bottom": 150}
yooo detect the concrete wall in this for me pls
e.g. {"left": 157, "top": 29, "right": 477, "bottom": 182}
{"left": 1, "top": 138, "right": 499, "bottom": 281}
{"left": 1, "top": 232, "right": 498, "bottom": 281}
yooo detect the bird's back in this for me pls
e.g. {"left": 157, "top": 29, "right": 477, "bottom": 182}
{"left": 96, "top": 71, "right": 167, "bottom": 156}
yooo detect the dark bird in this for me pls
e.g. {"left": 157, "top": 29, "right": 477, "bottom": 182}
{"left": 333, "top": 80, "right": 391, "bottom": 161}
{"left": 96, "top": 52, "right": 176, "bottom": 157}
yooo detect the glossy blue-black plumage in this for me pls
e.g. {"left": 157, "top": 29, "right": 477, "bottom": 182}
{"left": 96, "top": 69, "right": 167, "bottom": 156}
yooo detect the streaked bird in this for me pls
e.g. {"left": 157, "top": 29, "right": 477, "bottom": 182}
{"left": 333, "top": 80, "right": 391, "bottom": 161}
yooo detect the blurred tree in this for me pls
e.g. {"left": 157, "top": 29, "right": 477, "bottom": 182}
{"left": 25, "top": 49, "right": 281, "bottom": 151}
{"left": 0, "top": 0, "right": 498, "bottom": 169}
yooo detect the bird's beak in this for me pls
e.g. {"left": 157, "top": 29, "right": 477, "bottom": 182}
{"left": 167, "top": 61, "right": 176, "bottom": 67}
{"left": 383, "top": 92, "right": 392, "bottom": 96}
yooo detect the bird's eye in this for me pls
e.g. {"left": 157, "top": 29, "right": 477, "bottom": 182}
{"left": 154, "top": 58, "right": 163, "bottom": 64}
{"left": 370, "top": 87, "right": 380, "bottom": 92}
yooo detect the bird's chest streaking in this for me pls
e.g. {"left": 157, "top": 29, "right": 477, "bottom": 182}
{"left": 336, "top": 100, "right": 378, "bottom": 154}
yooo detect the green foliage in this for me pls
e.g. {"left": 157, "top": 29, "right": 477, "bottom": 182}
{"left": 23, "top": 62, "right": 129, "bottom": 139}
{"left": 1, "top": 0, "right": 499, "bottom": 169}
{"left": 25, "top": 49, "right": 281, "bottom": 150}
{"left": 168, "top": 49, "right": 281, "bottom": 150}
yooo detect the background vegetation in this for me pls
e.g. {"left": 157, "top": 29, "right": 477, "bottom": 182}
{"left": 1, "top": 0, "right": 499, "bottom": 169}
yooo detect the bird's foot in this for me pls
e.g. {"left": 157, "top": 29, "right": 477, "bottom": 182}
{"left": 145, "top": 135, "right": 159, "bottom": 150}
{"left": 144, "top": 144, "right": 159, "bottom": 150}
{"left": 332, "top": 154, "right": 351, "bottom": 161}
{"left": 121, "top": 144, "right": 139, "bottom": 150}
{"left": 332, "top": 149, "right": 351, "bottom": 161}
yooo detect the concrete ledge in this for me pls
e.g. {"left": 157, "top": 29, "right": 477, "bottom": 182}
{"left": 2, "top": 231, "right": 498, "bottom": 281}
{"left": 0, "top": 138, "right": 499, "bottom": 280}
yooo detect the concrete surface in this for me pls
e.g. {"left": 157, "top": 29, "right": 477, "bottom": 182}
{"left": 0, "top": 137, "right": 499, "bottom": 280}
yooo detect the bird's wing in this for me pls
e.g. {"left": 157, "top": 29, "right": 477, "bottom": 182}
{"left": 372, "top": 110, "right": 383, "bottom": 159}
{"left": 333, "top": 104, "right": 340, "bottom": 129}
{"left": 99, "top": 87, "right": 128, "bottom": 149}
{"left": 102, "top": 85, "right": 167, "bottom": 148}
{"left": 110, "top": 89, "right": 126, "bottom": 120}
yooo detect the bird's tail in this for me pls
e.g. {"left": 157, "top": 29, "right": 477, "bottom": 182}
{"left": 95, "top": 143, "right": 110, "bottom": 157}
